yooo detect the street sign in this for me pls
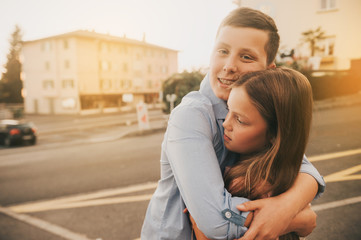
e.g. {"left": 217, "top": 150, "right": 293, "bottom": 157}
{"left": 136, "top": 102, "right": 150, "bottom": 131}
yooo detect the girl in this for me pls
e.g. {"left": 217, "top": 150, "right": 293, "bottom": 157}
{"left": 191, "top": 67, "right": 316, "bottom": 240}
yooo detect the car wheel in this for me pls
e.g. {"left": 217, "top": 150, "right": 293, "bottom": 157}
{"left": 30, "top": 137, "right": 37, "bottom": 145}
{"left": 4, "top": 137, "right": 12, "bottom": 147}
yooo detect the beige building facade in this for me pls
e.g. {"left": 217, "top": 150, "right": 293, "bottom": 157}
{"left": 22, "top": 30, "right": 178, "bottom": 114}
{"left": 240, "top": 0, "right": 361, "bottom": 70}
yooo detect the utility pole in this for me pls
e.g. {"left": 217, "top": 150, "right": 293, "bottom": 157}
{"left": 232, "top": 0, "right": 241, "bottom": 7}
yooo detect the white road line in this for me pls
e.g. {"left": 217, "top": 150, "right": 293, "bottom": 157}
{"left": 312, "top": 196, "right": 361, "bottom": 212}
{"left": 11, "top": 194, "right": 154, "bottom": 213}
{"left": 309, "top": 148, "right": 361, "bottom": 162}
{"left": 0, "top": 206, "right": 92, "bottom": 240}
{"left": 9, "top": 182, "right": 157, "bottom": 213}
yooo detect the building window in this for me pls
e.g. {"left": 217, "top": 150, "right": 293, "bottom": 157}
{"left": 43, "top": 80, "right": 54, "bottom": 89}
{"left": 147, "top": 80, "right": 152, "bottom": 88}
{"left": 101, "top": 42, "right": 110, "bottom": 52}
{"left": 123, "top": 46, "right": 128, "bottom": 54}
{"left": 64, "top": 39, "right": 69, "bottom": 49}
{"left": 100, "top": 79, "right": 112, "bottom": 90}
{"left": 62, "top": 79, "right": 74, "bottom": 89}
{"left": 122, "top": 79, "right": 132, "bottom": 89}
{"left": 45, "top": 61, "right": 50, "bottom": 70}
{"left": 123, "top": 63, "right": 128, "bottom": 72}
{"left": 136, "top": 53, "right": 141, "bottom": 60}
{"left": 41, "top": 41, "right": 52, "bottom": 51}
{"left": 100, "top": 61, "right": 111, "bottom": 71}
{"left": 64, "top": 60, "right": 70, "bottom": 69}
{"left": 319, "top": 0, "right": 337, "bottom": 11}
{"left": 62, "top": 98, "right": 76, "bottom": 109}
{"left": 320, "top": 37, "right": 336, "bottom": 56}
{"left": 161, "top": 66, "right": 168, "bottom": 74}
{"left": 148, "top": 64, "right": 152, "bottom": 74}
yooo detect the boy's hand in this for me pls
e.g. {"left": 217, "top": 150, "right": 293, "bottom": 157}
{"left": 236, "top": 195, "right": 296, "bottom": 240}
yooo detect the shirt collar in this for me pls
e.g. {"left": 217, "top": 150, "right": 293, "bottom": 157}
{"left": 200, "top": 73, "right": 228, "bottom": 120}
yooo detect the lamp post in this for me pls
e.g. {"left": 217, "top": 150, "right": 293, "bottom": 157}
{"left": 166, "top": 94, "right": 177, "bottom": 112}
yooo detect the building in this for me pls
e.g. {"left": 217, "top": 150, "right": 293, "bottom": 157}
{"left": 21, "top": 30, "right": 178, "bottom": 115}
{"left": 240, "top": 0, "right": 361, "bottom": 70}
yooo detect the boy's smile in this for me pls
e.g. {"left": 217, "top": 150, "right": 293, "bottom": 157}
{"left": 209, "top": 26, "right": 271, "bottom": 101}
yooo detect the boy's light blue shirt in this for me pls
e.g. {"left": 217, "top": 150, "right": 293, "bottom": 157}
{"left": 141, "top": 74, "right": 325, "bottom": 240}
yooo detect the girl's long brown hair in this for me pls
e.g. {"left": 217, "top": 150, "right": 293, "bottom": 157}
{"left": 224, "top": 68, "right": 313, "bottom": 240}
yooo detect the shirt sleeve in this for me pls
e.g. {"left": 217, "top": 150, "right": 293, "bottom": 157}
{"left": 166, "top": 104, "right": 249, "bottom": 239}
{"left": 300, "top": 155, "right": 326, "bottom": 199}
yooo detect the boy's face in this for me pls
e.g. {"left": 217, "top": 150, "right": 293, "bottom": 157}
{"left": 209, "top": 26, "right": 272, "bottom": 101}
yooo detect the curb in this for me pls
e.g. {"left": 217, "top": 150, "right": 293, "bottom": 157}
{"left": 314, "top": 92, "right": 361, "bottom": 111}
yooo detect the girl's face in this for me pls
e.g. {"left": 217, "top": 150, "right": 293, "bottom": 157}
{"left": 223, "top": 86, "right": 269, "bottom": 154}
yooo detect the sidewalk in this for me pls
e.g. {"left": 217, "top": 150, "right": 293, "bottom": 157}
{"left": 25, "top": 92, "right": 361, "bottom": 137}
{"left": 313, "top": 91, "right": 361, "bottom": 111}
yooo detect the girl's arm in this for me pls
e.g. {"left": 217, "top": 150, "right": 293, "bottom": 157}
{"left": 283, "top": 203, "right": 317, "bottom": 237}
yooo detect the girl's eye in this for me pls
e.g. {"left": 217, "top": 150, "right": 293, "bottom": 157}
{"left": 236, "top": 117, "right": 244, "bottom": 124}
{"left": 236, "top": 117, "right": 249, "bottom": 125}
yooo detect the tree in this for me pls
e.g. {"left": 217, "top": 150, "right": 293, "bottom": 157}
{"left": 301, "top": 26, "right": 326, "bottom": 57}
{"left": 0, "top": 25, "right": 23, "bottom": 103}
{"left": 162, "top": 70, "right": 205, "bottom": 113}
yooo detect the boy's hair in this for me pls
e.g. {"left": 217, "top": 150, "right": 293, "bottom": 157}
{"left": 217, "top": 7, "right": 280, "bottom": 65}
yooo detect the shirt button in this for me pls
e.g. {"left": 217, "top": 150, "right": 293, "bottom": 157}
{"left": 225, "top": 211, "right": 232, "bottom": 219}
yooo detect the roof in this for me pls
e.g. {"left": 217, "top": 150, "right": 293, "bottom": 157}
{"left": 23, "top": 30, "right": 178, "bottom": 52}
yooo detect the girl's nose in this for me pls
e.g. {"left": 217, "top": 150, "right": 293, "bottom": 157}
{"left": 223, "top": 114, "right": 232, "bottom": 130}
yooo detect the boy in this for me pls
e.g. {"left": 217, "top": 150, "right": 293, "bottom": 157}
{"left": 141, "top": 7, "right": 325, "bottom": 240}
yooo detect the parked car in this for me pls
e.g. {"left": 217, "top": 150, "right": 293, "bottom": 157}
{"left": 0, "top": 119, "right": 37, "bottom": 147}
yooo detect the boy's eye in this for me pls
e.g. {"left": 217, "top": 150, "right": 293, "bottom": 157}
{"left": 218, "top": 49, "right": 228, "bottom": 55}
{"left": 241, "top": 55, "right": 253, "bottom": 61}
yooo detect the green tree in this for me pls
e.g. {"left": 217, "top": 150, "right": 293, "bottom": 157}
{"left": 301, "top": 26, "right": 326, "bottom": 57}
{"left": 162, "top": 70, "right": 205, "bottom": 113}
{"left": 0, "top": 25, "right": 23, "bottom": 103}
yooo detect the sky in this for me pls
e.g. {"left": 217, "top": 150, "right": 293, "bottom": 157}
{"left": 0, "top": 0, "right": 237, "bottom": 74}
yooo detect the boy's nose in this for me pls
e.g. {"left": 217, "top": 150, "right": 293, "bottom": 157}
{"left": 223, "top": 57, "right": 237, "bottom": 73}
{"left": 223, "top": 64, "right": 237, "bottom": 73}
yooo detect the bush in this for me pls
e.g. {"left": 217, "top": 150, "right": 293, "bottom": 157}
{"left": 162, "top": 70, "right": 205, "bottom": 113}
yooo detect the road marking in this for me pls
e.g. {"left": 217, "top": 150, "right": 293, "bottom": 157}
{"left": 3, "top": 147, "right": 361, "bottom": 240}
{"left": 11, "top": 194, "right": 154, "bottom": 213}
{"left": 0, "top": 206, "right": 92, "bottom": 240}
{"left": 323, "top": 164, "right": 361, "bottom": 182}
{"left": 312, "top": 196, "right": 361, "bottom": 212}
{"left": 9, "top": 182, "right": 157, "bottom": 213}
{"left": 308, "top": 148, "right": 361, "bottom": 162}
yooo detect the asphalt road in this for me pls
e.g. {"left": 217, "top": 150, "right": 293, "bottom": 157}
{"left": 1, "top": 104, "right": 361, "bottom": 240}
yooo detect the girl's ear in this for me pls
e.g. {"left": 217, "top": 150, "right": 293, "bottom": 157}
{"left": 267, "top": 62, "right": 276, "bottom": 69}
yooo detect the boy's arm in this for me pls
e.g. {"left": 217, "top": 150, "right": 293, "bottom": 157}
{"left": 237, "top": 173, "right": 318, "bottom": 240}
{"left": 167, "top": 104, "right": 250, "bottom": 239}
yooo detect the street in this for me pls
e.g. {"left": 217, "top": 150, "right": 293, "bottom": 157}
{"left": 0, "top": 104, "right": 361, "bottom": 240}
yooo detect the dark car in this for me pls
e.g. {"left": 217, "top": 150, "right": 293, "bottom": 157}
{"left": 0, "top": 119, "right": 37, "bottom": 147}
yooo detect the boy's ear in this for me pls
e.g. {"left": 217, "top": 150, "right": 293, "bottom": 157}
{"left": 267, "top": 62, "right": 276, "bottom": 69}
